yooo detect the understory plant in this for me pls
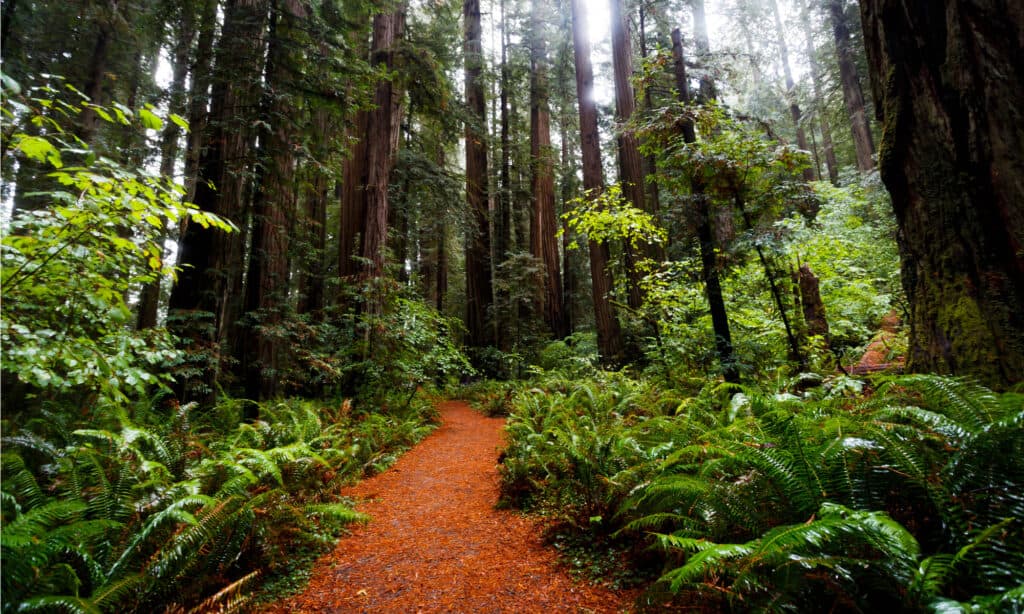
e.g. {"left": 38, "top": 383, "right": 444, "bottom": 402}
{"left": 499, "top": 371, "right": 1023, "bottom": 611}
{"left": 1, "top": 392, "right": 438, "bottom": 613}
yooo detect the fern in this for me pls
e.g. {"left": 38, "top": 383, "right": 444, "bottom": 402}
{"left": 658, "top": 503, "right": 920, "bottom": 607}
{"left": 183, "top": 570, "right": 260, "bottom": 614}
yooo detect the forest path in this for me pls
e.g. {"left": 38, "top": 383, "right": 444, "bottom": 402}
{"left": 850, "top": 310, "right": 905, "bottom": 375}
{"left": 263, "top": 400, "right": 634, "bottom": 613}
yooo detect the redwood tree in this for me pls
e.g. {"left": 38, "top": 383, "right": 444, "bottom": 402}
{"left": 769, "top": 0, "right": 816, "bottom": 182}
{"left": 860, "top": 0, "right": 1024, "bottom": 387}
{"left": 831, "top": 0, "right": 875, "bottom": 171}
{"left": 529, "top": 0, "right": 568, "bottom": 339}
{"left": 168, "top": 0, "right": 269, "bottom": 403}
{"left": 571, "top": 0, "right": 624, "bottom": 365}
{"left": 464, "top": 0, "right": 494, "bottom": 348}
{"left": 671, "top": 26, "right": 739, "bottom": 384}
{"left": 609, "top": 0, "right": 646, "bottom": 310}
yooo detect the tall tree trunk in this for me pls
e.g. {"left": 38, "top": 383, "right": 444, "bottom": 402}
{"left": 610, "top": 0, "right": 646, "bottom": 311}
{"left": 770, "top": 0, "right": 816, "bottom": 182}
{"left": 464, "top": 0, "right": 494, "bottom": 348}
{"left": 338, "top": 12, "right": 372, "bottom": 285}
{"left": 638, "top": 3, "right": 661, "bottom": 236}
{"left": 78, "top": 7, "right": 113, "bottom": 144}
{"left": 690, "top": 0, "right": 717, "bottom": 103}
{"left": 571, "top": 0, "right": 624, "bottom": 365}
{"left": 860, "top": 0, "right": 1024, "bottom": 388}
{"left": 297, "top": 160, "right": 328, "bottom": 316}
{"left": 0, "top": 0, "right": 15, "bottom": 60}
{"left": 339, "top": 110, "right": 369, "bottom": 281}
{"left": 494, "top": 0, "right": 512, "bottom": 350}
{"left": 361, "top": 7, "right": 406, "bottom": 292}
{"left": 437, "top": 219, "right": 448, "bottom": 313}
{"left": 802, "top": 1, "right": 839, "bottom": 185}
{"left": 672, "top": 26, "right": 739, "bottom": 383}
{"left": 183, "top": 0, "right": 217, "bottom": 204}
{"left": 560, "top": 109, "right": 578, "bottom": 336}
{"left": 830, "top": 0, "right": 875, "bottom": 171}
{"left": 138, "top": 10, "right": 194, "bottom": 330}
{"left": 530, "top": 0, "right": 568, "bottom": 339}
{"left": 242, "top": 1, "right": 301, "bottom": 404}
{"left": 168, "top": 0, "right": 269, "bottom": 405}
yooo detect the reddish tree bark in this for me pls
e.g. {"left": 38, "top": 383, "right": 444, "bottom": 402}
{"left": 361, "top": 8, "right": 406, "bottom": 291}
{"left": 609, "top": 0, "right": 646, "bottom": 310}
{"left": 529, "top": 0, "right": 568, "bottom": 339}
{"left": 571, "top": 0, "right": 623, "bottom": 365}
{"left": 860, "top": 0, "right": 1024, "bottom": 387}
{"left": 168, "top": 0, "right": 269, "bottom": 404}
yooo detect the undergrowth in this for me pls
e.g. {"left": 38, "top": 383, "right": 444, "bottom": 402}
{"left": 1, "top": 391, "right": 437, "bottom": 613}
{"left": 498, "top": 369, "right": 1024, "bottom": 612}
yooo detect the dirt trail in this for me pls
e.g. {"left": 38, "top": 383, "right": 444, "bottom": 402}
{"left": 850, "top": 310, "right": 904, "bottom": 375}
{"left": 264, "top": 401, "right": 633, "bottom": 613}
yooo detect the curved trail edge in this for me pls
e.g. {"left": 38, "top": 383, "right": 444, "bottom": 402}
{"left": 264, "top": 400, "right": 634, "bottom": 613}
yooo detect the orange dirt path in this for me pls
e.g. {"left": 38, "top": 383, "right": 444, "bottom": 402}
{"left": 262, "top": 400, "right": 634, "bottom": 613}
{"left": 850, "top": 310, "right": 905, "bottom": 375}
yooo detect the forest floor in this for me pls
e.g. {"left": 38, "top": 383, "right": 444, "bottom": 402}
{"left": 262, "top": 400, "right": 636, "bottom": 613}
{"left": 850, "top": 310, "right": 905, "bottom": 375}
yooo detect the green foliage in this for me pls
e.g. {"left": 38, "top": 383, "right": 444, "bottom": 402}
{"left": 1, "top": 75, "right": 233, "bottom": 404}
{"left": 499, "top": 372, "right": 1024, "bottom": 610}
{"left": 1, "top": 390, "right": 438, "bottom": 612}
{"left": 562, "top": 183, "right": 667, "bottom": 251}
{"left": 333, "top": 282, "right": 475, "bottom": 403}
{"left": 781, "top": 178, "right": 902, "bottom": 348}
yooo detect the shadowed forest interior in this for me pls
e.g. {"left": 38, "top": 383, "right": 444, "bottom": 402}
{"left": 2, "top": 0, "right": 1022, "bottom": 611}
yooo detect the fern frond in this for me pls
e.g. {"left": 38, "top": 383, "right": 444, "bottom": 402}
{"left": 88, "top": 574, "right": 149, "bottom": 611}
{"left": 879, "top": 375, "right": 999, "bottom": 430}
{"left": 1, "top": 452, "right": 48, "bottom": 511}
{"left": 17, "top": 595, "right": 102, "bottom": 614}
{"left": 233, "top": 448, "right": 284, "bottom": 486}
{"left": 185, "top": 570, "right": 260, "bottom": 614}
{"left": 304, "top": 503, "right": 369, "bottom": 525}
{"left": 105, "top": 495, "right": 212, "bottom": 579}
{"left": 2, "top": 500, "right": 87, "bottom": 538}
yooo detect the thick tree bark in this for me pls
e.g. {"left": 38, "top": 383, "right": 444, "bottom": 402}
{"left": 339, "top": 108, "right": 369, "bottom": 281}
{"left": 860, "top": 0, "right": 1024, "bottom": 387}
{"left": 464, "top": 0, "right": 494, "bottom": 348}
{"left": 494, "top": 0, "right": 512, "bottom": 350}
{"left": 168, "top": 0, "right": 269, "bottom": 405}
{"left": 609, "top": 0, "right": 646, "bottom": 311}
{"left": 296, "top": 159, "right": 329, "bottom": 316}
{"left": 830, "top": 0, "right": 875, "bottom": 171}
{"left": 572, "top": 0, "right": 624, "bottom": 365}
{"left": 183, "top": 0, "right": 217, "bottom": 204}
{"left": 770, "top": 0, "right": 816, "bottom": 182}
{"left": 338, "top": 11, "right": 372, "bottom": 285}
{"left": 242, "top": 2, "right": 299, "bottom": 404}
{"left": 673, "top": 27, "right": 739, "bottom": 383}
{"left": 530, "top": 0, "right": 568, "bottom": 340}
{"left": 78, "top": 8, "right": 112, "bottom": 144}
{"left": 638, "top": 4, "right": 661, "bottom": 237}
{"left": 361, "top": 7, "right": 406, "bottom": 293}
